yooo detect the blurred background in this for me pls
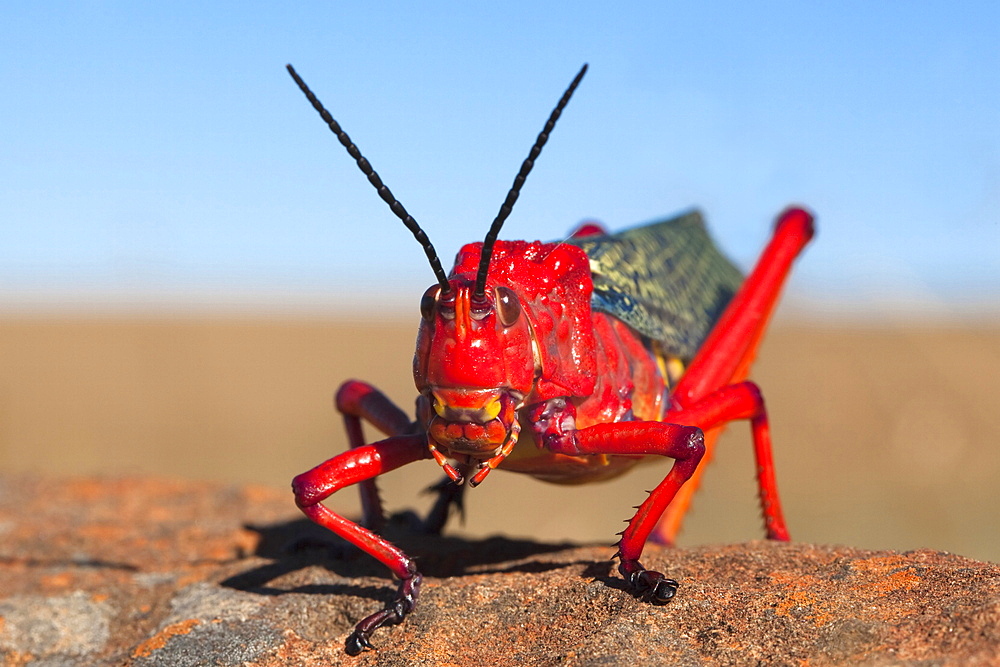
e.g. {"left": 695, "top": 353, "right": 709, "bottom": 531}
{"left": 2, "top": 3, "right": 998, "bottom": 562}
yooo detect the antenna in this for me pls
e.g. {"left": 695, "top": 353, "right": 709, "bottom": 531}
{"left": 287, "top": 64, "right": 452, "bottom": 294}
{"left": 473, "top": 64, "right": 588, "bottom": 299}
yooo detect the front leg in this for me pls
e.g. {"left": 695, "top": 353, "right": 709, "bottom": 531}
{"left": 335, "top": 380, "right": 416, "bottom": 531}
{"left": 292, "top": 434, "right": 431, "bottom": 654}
{"left": 545, "top": 418, "right": 705, "bottom": 602}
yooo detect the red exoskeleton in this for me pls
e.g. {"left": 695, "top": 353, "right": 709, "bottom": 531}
{"left": 287, "top": 63, "right": 815, "bottom": 655}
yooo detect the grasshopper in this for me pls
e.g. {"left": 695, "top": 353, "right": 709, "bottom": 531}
{"left": 287, "top": 64, "right": 814, "bottom": 654}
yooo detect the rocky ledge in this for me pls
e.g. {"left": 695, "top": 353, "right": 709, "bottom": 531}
{"left": 0, "top": 476, "right": 998, "bottom": 666}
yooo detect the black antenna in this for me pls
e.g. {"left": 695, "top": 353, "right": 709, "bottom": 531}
{"left": 473, "top": 64, "right": 588, "bottom": 299}
{"left": 286, "top": 64, "right": 452, "bottom": 295}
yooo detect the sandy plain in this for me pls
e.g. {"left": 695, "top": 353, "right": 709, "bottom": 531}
{"left": 1, "top": 313, "right": 998, "bottom": 563}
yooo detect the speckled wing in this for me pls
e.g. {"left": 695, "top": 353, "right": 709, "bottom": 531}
{"left": 565, "top": 210, "right": 743, "bottom": 361}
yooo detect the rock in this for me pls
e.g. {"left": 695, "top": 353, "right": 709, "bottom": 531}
{"left": 1, "top": 476, "right": 999, "bottom": 666}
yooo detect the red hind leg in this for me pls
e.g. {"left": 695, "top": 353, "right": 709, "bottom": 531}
{"left": 674, "top": 207, "right": 815, "bottom": 406}
{"left": 656, "top": 207, "right": 814, "bottom": 543}
{"left": 661, "top": 381, "right": 790, "bottom": 541}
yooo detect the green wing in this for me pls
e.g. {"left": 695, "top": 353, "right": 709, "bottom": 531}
{"left": 565, "top": 210, "right": 743, "bottom": 361}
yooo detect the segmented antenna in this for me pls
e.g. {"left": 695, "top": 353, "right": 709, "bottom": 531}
{"left": 473, "top": 64, "right": 588, "bottom": 299}
{"left": 286, "top": 64, "right": 452, "bottom": 295}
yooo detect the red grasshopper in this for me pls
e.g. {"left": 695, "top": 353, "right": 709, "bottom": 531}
{"left": 287, "top": 63, "right": 815, "bottom": 654}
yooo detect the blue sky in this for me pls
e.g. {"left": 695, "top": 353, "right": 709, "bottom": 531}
{"left": 2, "top": 2, "right": 998, "bottom": 316}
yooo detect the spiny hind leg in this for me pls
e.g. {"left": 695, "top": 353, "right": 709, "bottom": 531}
{"left": 654, "top": 382, "right": 791, "bottom": 544}
{"left": 653, "top": 208, "right": 813, "bottom": 543}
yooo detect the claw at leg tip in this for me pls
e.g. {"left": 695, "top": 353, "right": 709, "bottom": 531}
{"left": 345, "top": 633, "right": 372, "bottom": 656}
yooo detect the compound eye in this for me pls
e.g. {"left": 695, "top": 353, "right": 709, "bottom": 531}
{"left": 495, "top": 286, "right": 521, "bottom": 327}
{"left": 419, "top": 286, "right": 439, "bottom": 322}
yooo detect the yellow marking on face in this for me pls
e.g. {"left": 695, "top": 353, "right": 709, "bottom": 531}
{"left": 484, "top": 397, "right": 502, "bottom": 420}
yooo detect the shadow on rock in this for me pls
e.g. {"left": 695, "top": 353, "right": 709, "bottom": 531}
{"left": 220, "top": 512, "right": 592, "bottom": 600}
